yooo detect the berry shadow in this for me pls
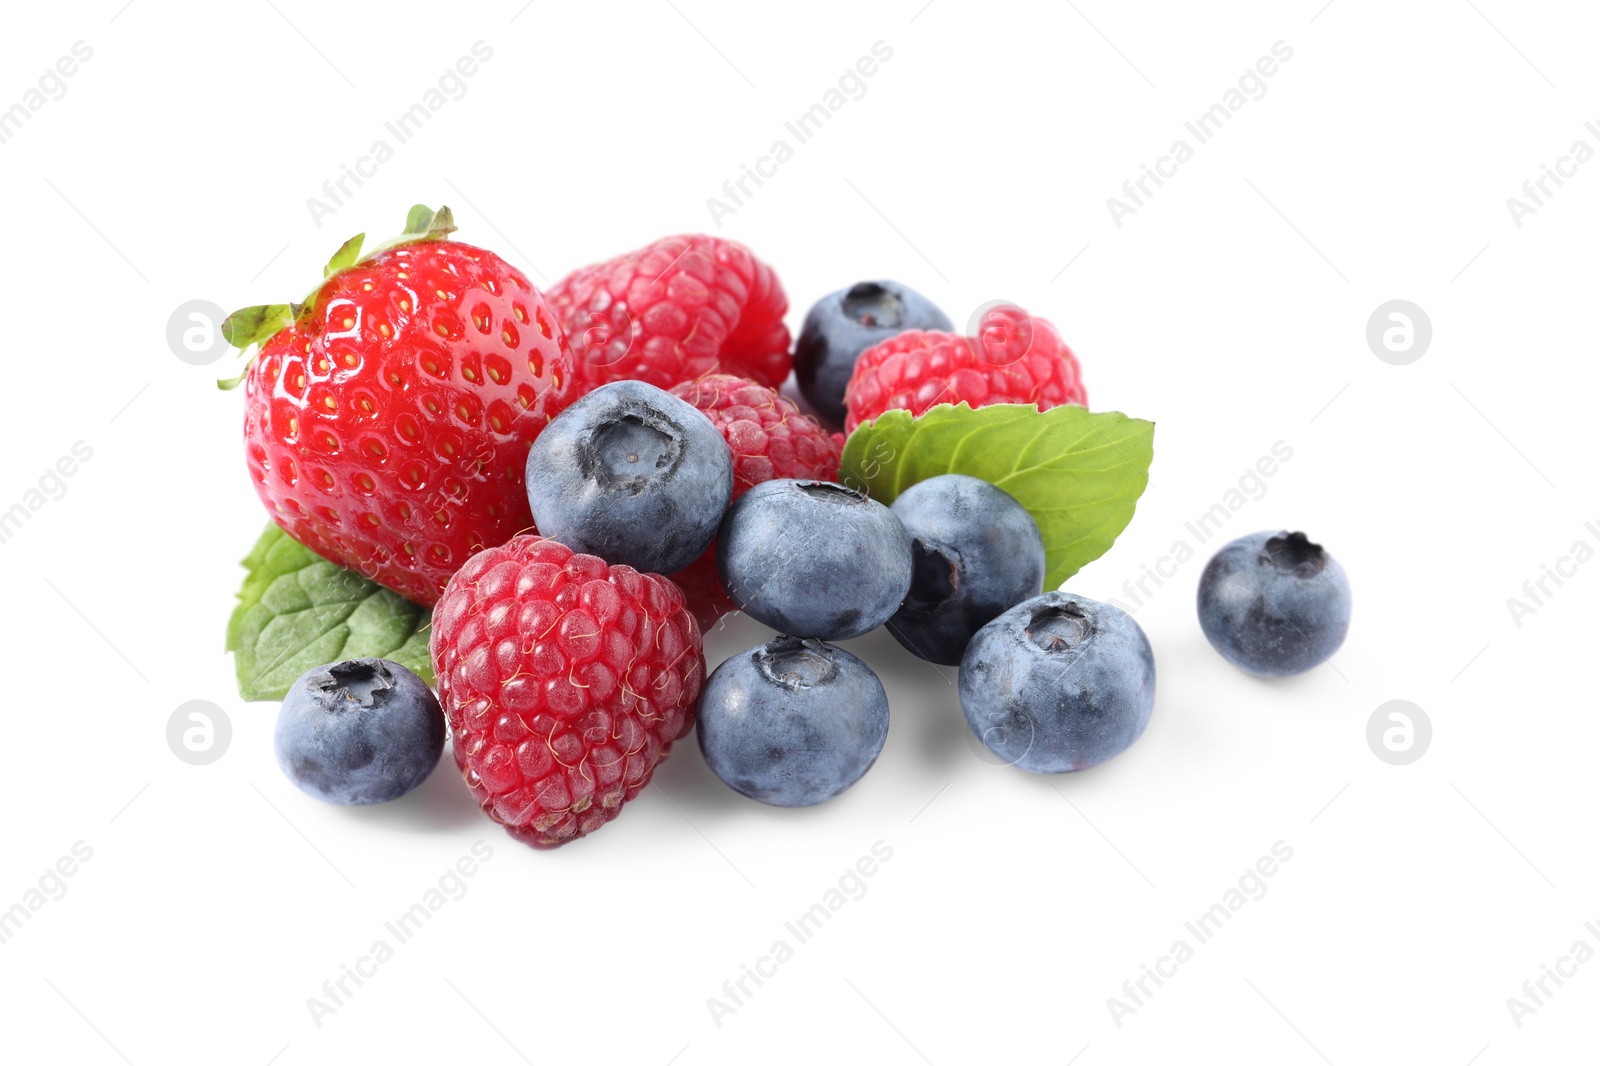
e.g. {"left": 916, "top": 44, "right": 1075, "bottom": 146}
{"left": 332, "top": 745, "right": 483, "bottom": 833}
{"left": 648, "top": 611, "right": 778, "bottom": 823}
{"left": 1184, "top": 628, "right": 1352, "bottom": 704}
{"left": 834, "top": 623, "right": 971, "bottom": 774}
{"left": 659, "top": 612, "right": 972, "bottom": 825}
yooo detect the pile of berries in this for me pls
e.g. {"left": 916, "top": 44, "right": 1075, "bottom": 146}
{"left": 235, "top": 207, "right": 1350, "bottom": 850}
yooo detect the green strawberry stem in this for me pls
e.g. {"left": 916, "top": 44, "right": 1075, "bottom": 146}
{"left": 216, "top": 204, "right": 458, "bottom": 390}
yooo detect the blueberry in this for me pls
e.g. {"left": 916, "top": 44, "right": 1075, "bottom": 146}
{"left": 274, "top": 659, "right": 445, "bottom": 805}
{"left": 1197, "top": 530, "right": 1351, "bottom": 677}
{"left": 526, "top": 380, "right": 733, "bottom": 574}
{"left": 717, "top": 479, "right": 912, "bottom": 640}
{"left": 886, "top": 474, "right": 1045, "bottom": 666}
{"left": 794, "top": 280, "right": 952, "bottom": 428}
{"left": 959, "top": 592, "right": 1155, "bottom": 773}
{"left": 697, "top": 637, "right": 890, "bottom": 806}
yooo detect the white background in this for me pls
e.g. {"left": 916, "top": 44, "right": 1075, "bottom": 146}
{"left": 0, "top": 1, "right": 1594, "bottom": 1063}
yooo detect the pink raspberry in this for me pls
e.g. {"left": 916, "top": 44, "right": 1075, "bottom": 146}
{"left": 547, "top": 235, "right": 791, "bottom": 393}
{"left": 667, "top": 374, "right": 843, "bottom": 628}
{"left": 430, "top": 536, "right": 703, "bottom": 848}
{"left": 843, "top": 305, "right": 1087, "bottom": 432}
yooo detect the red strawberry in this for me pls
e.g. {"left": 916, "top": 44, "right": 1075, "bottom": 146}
{"left": 547, "top": 235, "right": 791, "bottom": 393}
{"left": 224, "top": 206, "right": 575, "bottom": 606}
{"left": 431, "top": 535, "right": 704, "bottom": 848}
{"left": 843, "top": 304, "right": 1087, "bottom": 433}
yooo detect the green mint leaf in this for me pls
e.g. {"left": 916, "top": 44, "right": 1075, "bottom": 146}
{"left": 840, "top": 403, "right": 1155, "bottom": 590}
{"left": 226, "top": 523, "right": 434, "bottom": 702}
{"left": 323, "top": 232, "right": 365, "bottom": 277}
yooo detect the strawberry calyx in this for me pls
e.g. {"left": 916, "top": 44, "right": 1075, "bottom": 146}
{"left": 216, "top": 204, "right": 459, "bottom": 389}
